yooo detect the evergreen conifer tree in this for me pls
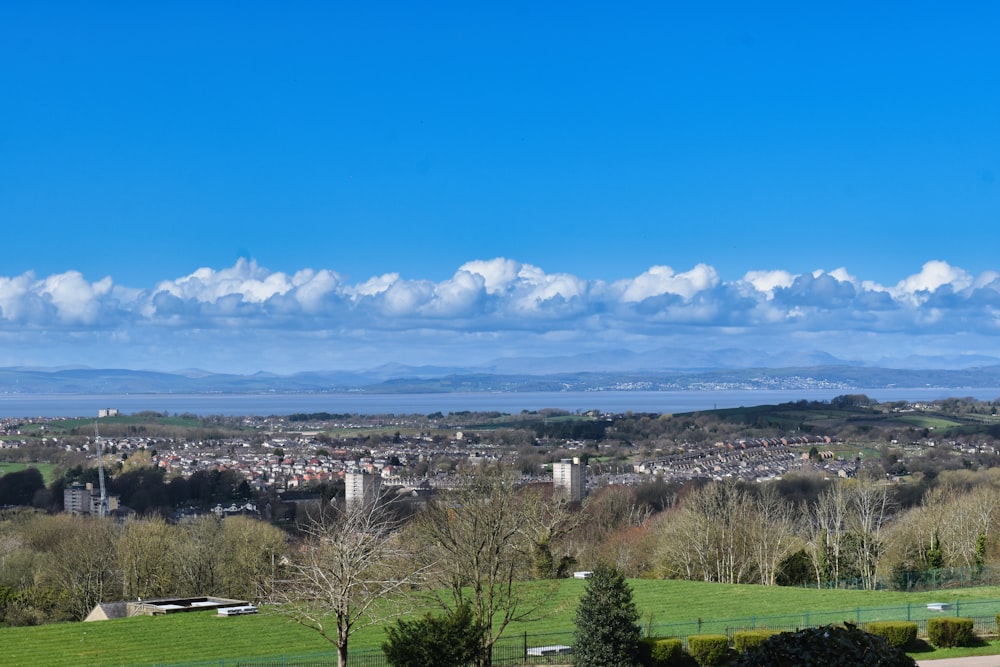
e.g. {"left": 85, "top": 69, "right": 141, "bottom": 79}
{"left": 573, "top": 563, "right": 641, "bottom": 667}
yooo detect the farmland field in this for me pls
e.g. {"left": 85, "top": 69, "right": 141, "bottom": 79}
{"left": 0, "top": 461, "right": 56, "bottom": 485}
{"left": 6, "top": 579, "right": 1000, "bottom": 666}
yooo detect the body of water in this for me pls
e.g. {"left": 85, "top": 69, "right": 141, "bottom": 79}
{"left": 0, "top": 388, "right": 998, "bottom": 418}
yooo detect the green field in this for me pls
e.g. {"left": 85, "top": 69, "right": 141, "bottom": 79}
{"left": 894, "top": 414, "right": 965, "bottom": 429}
{"left": 6, "top": 579, "right": 1000, "bottom": 666}
{"left": 0, "top": 462, "right": 57, "bottom": 485}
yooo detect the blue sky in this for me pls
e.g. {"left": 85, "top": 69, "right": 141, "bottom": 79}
{"left": 2, "top": 3, "right": 999, "bottom": 373}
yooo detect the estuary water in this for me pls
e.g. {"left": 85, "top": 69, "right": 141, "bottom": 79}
{"left": 0, "top": 388, "right": 998, "bottom": 418}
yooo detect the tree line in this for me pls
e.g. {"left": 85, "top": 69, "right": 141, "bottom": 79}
{"left": 0, "top": 512, "right": 283, "bottom": 625}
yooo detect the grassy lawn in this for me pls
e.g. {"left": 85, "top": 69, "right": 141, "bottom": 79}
{"left": 908, "top": 639, "right": 1000, "bottom": 659}
{"left": 895, "top": 414, "right": 964, "bottom": 429}
{"left": 1, "top": 611, "right": 338, "bottom": 667}
{"left": 0, "top": 461, "right": 57, "bottom": 485}
{"left": 824, "top": 443, "right": 881, "bottom": 460}
{"left": 6, "top": 579, "right": 1000, "bottom": 666}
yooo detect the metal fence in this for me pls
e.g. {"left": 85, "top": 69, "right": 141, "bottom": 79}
{"left": 645, "top": 597, "right": 1000, "bottom": 640}
{"left": 803, "top": 564, "right": 1000, "bottom": 592}
{"left": 150, "top": 630, "right": 578, "bottom": 667}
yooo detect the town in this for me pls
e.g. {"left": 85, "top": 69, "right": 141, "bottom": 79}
{"left": 2, "top": 395, "right": 999, "bottom": 520}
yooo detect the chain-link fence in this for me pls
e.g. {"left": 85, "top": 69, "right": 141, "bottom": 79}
{"left": 647, "top": 597, "right": 1000, "bottom": 640}
{"left": 801, "top": 564, "right": 1000, "bottom": 592}
{"left": 149, "top": 630, "right": 577, "bottom": 667}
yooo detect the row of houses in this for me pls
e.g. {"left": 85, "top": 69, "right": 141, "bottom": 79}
{"left": 637, "top": 435, "right": 855, "bottom": 482}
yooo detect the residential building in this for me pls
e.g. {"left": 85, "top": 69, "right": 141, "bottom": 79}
{"left": 64, "top": 482, "right": 120, "bottom": 515}
{"left": 345, "top": 470, "right": 377, "bottom": 508}
{"left": 553, "top": 457, "right": 584, "bottom": 502}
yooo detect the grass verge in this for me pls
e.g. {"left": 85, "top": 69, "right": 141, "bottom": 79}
{"left": 4, "top": 579, "right": 1000, "bottom": 666}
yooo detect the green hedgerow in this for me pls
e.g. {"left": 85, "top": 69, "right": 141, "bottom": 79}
{"left": 927, "top": 617, "right": 976, "bottom": 648}
{"left": 686, "top": 634, "right": 730, "bottom": 667}
{"left": 638, "top": 637, "right": 686, "bottom": 667}
{"left": 732, "top": 630, "right": 779, "bottom": 653}
{"left": 865, "top": 621, "right": 917, "bottom": 649}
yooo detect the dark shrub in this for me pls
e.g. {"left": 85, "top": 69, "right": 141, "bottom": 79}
{"left": 686, "top": 634, "right": 730, "bottom": 667}
{"left": 638, "top": 637, "right": 686, "bottom": 666}
{"left": 866, "top": 621, "right": 918, "bottom": 649}
{"left": 735, "top": 623, "right": 915, "bottom": 667}
{"left": 927, "top": 617, "right": 976, "bottom": 648}
{"left": 381, "top": 603, "right": 484, "bottom": 667}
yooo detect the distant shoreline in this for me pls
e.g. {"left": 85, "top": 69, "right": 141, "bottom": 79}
{"left": 1, "top": 387, "right": 997, "bottom": 418}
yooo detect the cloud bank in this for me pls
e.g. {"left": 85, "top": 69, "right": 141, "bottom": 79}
{"left": 1, "top": 258, "right": 998, "bottom": 372}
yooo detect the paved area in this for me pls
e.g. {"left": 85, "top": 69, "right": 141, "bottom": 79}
{"left": 918, "top": 657, "right": 1000, "bottom": 666}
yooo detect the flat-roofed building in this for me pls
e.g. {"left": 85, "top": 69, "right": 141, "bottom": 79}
{"left": 345, "top": 470, "right": 377, "bottom": 508}
{"left": 553, "top": 457, "right": 584, "bottom": 502}
{"left": 64, "top": 482, "right": 120, "bottom": 515}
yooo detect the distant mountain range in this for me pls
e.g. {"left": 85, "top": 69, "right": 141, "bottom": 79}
{"left": 3, "top": 348, "right": 1000, "bottom": 394}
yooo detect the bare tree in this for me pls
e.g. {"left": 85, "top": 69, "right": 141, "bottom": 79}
{"left": 806, "top": 482, "right": 850, "bottom": 587}
{"left": 884, "top": 502, "right": 939, "bottom": 580}
{"left": 221, "top": 515, "right": 286, "bottom": 601}
{"left": 172, "top": 516, "right": 225, "bottom": 597}
{"left": 940, "top": 484, "right": 998, "bottom": 568}
{"left": 273, "top": 498, "right": 424, "bottom": 667}
{"left": 652, "top": 481, "right": 754, "bottom": 583}
{"left": 749, "top": 484, "right": 800, "bottom": 586}
{"left": 118, "top": 516, "right": 176, "bottom": 600}
{"left": 413, "top": 465, "right": 549, "bottom": 667}
{"left": 652, "top": 508, "right": 702, "bottom": 580}
{"left": 517, "top": 483, "right": 585, "bottom": 579}
{"left": 682, "top": 479, "right": 755, "bottom": 584}
{"left": 572, "top": 485, "right": 651, "bottom": 571}
{"left": 849, "top": 477, "right": 895, "bottom": 589}
{"left": 40, "top": 516, "right": 121, "bottom": 620}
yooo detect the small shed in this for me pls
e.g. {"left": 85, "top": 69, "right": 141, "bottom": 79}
{"left": 84, "top": 602, "right": 129, "bottom": 622}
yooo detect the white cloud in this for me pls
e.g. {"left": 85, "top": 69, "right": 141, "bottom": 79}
{"left": 350, "top": 273, "right": 399, "bottom": 298}
{"left": 1, "top": 257, "right": 999, "bottom": 371}
{"left": 43, "top": 272, "right": 113, "bottom": 324}
{"left": 618, "top": 264, "right": 719, "bottom": 302}
{"left": 291, "top": 269, "right": 342, "bottom": 312}
{"left": 0, "top": 273, "right": 35, "bottom": 321}
{"left": 0, "top": 271, "right": 115, "bottom": 325}
{"left": 152, "top": 258, "right": 299, "bottom": 305}
{"left": 420, "top": 269, "right": 486, "bottom": 317}
{"left": 459, "top": 258, "right": 525, "bottom": 294}
{"left": 742, "top": 269, "right": 795, "bottom": 299}
{"left": 890, "top": 260, "right": 974, "bottom": 304}
{"left": 381, "top": 279, "right": 434, "bottom": 316}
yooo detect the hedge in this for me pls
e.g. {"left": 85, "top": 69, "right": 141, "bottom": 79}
{"left": 865, "top": 621, "right": 918, "bottom": 649}
{"left": 638, "top": 637, "right": 686, "bottom": 667}
{"left": 687, "top": 634, "right": 730, "bottom": 667}
{"left": 927, "top": 617, "right": 976, "bottom": 648}
{"left": 732, "top": 630, "right": 779, "bottom": 653}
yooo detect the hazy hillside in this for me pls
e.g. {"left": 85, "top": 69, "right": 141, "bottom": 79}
{"left": 2, "top": 361, "right": 1000, "bottom": 394}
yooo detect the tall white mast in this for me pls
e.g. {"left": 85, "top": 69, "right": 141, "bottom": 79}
{"left": 94, "top": 417, "right": 109, "bottom": 517}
